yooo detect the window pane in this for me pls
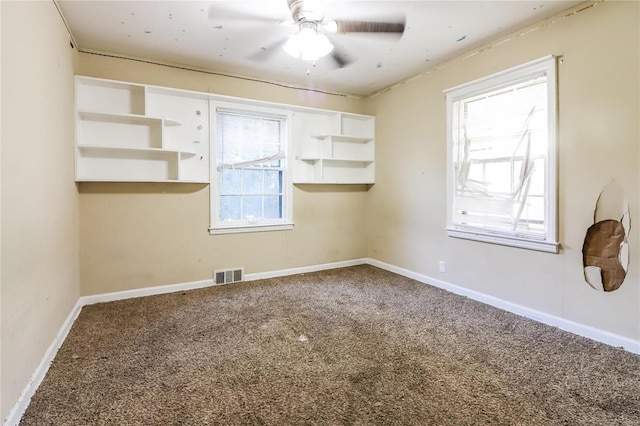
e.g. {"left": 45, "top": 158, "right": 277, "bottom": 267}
{"left": 262, "top": 143, "right": 280, "bottom": 156}
{"left": 485, "top": 161, "right": 512, "bottom": 194}
{"left": 521, "top": 196, "right": 545, "bottom": 225}
{"left": 242, "top": 196, "right": 262, "bottom": 219}
{"left": 264, "top": 171, "right": 282, "bottom": 194}
{"left": 264, "top": 196, "right": 282, "bottom": 219}
{"left": 528, "top": 158, "right": 546, "bottom": 195}
{"left": 217, "top": 112, "right": 283, "bottom": 165}
{"left": 220, "top": 169, "right": 241, "bottom": 194}
{"left": 242, "top": 169, "right": 263, "bottom": 194}
{"left": 465, "top": 163, "right": 484, "bottom": 187}
{"left": 219, "top": 196, "right": 241, "bottom": 221}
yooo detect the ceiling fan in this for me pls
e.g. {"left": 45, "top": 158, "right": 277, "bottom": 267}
{"left": 209, "top": 0, "right": 406, "bottom": 68}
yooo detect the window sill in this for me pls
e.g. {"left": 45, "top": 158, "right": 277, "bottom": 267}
{"left": 446, "top": 228, "right": 559, "bottom": 253}
{"left": 209, "top": 223, "right": 294, "bottom": 235}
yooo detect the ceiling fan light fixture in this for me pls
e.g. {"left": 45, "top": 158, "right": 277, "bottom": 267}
{"left": 283, "top": 25, "right": 333, "bottom": 61}
{"left": 324, "top": 20, "right": 338, "bottom": 34}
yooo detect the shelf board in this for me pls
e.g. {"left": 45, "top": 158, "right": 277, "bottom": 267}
{"left": 300, "top": 157, "right": 374, "bottom": 163}
{"left": 76, "top": 177, "right": 209, "bottom": 184}
{"left": 312, "top": 134, "right": 373, "bottom": 143}
{"left": 324, "top": 158, "right": 374, "bottom": 163}
{"left": 179, "top": 151, "right": 199, "bottom": 158}
{"left": 294, "top": 181, "right": 374, "bottom": 185}
{"left": 77, "top": 110, "right": 182, "bottom": 127}
{"left": 77, "top": 145, "right": 197, "bottom": 156}
{"left": 163, "top": 118, "right": 182, "bottom": 127}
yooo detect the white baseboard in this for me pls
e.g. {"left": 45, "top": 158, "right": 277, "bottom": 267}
{"left": 3, "top": 299, "right": 84, "bottom": 426}
{"left": 80, "top": 278, "right": 216, "bottom": 306}
{"left": 366, "top": 258, "right": 640, "bottom": 355}
{"left": 244, "top": 258, "right": 368, "bottom": 282}
{"left": 7, "top": 256, "right": 639, "bottom": 425}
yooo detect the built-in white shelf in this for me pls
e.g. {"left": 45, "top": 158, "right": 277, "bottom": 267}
{"left": 75, "top": 76, "right": 374, "bottom": 185}
{"left": 300, "top": 157, "right": 374, "bottom": 163}
{"left": 75, "top": 76, "right": 209, "bottom": 183}
{"left": 77, "top": 111, "right": 182, "bottom": 127}
{"left": 312, "top": 134, "right": 373, "bottom": 143}
{"left": 77, "top": 145, "right": 197, "bottom": 156}
{"left": 292, "top": 111, "right": 375, "bottom": 184}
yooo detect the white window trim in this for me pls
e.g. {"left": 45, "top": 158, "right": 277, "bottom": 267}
{"left": 444, "top": 55, "right": 559, "bottom": 253}
{"left": 209, "top": 223, "right": 294, "bottom": 235}
{"left": 209, "top": 101, "right": 294, "bottom": 235}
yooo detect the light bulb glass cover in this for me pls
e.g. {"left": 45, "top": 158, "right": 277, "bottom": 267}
{"left": 283, "top": 27, "right": 333, "bottom": 61}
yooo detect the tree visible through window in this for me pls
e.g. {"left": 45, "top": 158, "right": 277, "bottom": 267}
{"left": 445, "top": 56, "right": 559, "bottom": 253}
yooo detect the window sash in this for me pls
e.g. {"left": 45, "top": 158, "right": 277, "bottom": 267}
{"left": 218, "top": 166, "right": 284, "bottom": 223}
{"left": 445, "top": 55, "right": 558, "bottom": 253}
{"left": 211, "top": 105, "right": 292, "bottom": 232}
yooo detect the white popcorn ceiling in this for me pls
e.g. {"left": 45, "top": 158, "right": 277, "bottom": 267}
{"left": 56, "top": 0, "right": 585, "bottom": 97}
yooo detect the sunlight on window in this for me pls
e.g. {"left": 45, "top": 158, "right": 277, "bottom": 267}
{"left": 446, "top": 56, "right": 558, "bottom": 252}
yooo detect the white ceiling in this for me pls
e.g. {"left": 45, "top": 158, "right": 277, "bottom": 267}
{"left": 57, "top": 0, "right": 584, "bottom": 97}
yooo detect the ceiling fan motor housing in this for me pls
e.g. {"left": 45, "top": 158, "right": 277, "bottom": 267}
{"left": 287, "top": 0, "right": 325, "bottom": 23}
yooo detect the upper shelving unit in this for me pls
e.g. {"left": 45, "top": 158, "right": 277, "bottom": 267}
{"left": 75, "top": 75, "right": 374, "bottom": 185}
{"left": 292, "top": 111, "right": 375, "bottom": 184}
{"left": 74, "top": 76, "right": 209, "bottom": 183}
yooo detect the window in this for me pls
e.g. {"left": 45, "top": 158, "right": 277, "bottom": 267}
{"left": 445, "top": 55, "right": 559, "bottom": 253}
{"left": 210, "top": 103, "right": 293, "bottom": 234}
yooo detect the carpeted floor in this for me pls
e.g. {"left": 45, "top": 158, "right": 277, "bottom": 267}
{"left": 21, "top": 265, "right": 640, "bottom": 425}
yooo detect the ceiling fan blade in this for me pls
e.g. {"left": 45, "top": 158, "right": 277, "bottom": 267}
{"left": 329, "top": 43, "right": 353, "bottom": 69}
{"left": 333, "top": 20, "right": 405, "bottom": 36}
{"left": 247, "top": 38, "right": 288, "bottom": 62}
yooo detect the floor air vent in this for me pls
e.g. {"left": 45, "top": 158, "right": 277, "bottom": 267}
{"left": 214, "top": 267, "right": 244, "bottom": 285}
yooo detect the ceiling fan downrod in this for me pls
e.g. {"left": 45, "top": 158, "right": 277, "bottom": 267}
{"left": 287, "top": 0, "right": 326, "bottom": 23}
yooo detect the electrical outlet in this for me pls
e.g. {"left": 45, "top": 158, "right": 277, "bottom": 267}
{"left": 439, "top": 261, "right": 446, "bottom": 273}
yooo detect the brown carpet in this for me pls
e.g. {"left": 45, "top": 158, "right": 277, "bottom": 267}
{"left": 21, "top": 265, "right": 640, "bottom": 425}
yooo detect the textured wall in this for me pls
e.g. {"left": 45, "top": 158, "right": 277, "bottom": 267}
{"left": 366, "top": 1, "right": 640, "bottom": 341}
{"left": 1, "top": 1, "right": 80, "bottom": 420}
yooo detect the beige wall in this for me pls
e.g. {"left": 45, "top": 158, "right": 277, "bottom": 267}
{"left": 76, "top": 54, "right": 370, "bottom": 295}
{"left": 79, "top": 182, "right": 368, "bottom": 295}
{"left": 366, "top": 0, "right": 640, "bottom": 341}
{"left": 1, "top": 1, "right": 80, "bottom": 420}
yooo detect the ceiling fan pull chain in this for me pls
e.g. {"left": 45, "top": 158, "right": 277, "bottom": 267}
{"left": 307, "top": 61, "right": 318, "bottom": 76}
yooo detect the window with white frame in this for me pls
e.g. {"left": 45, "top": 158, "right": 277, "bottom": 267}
{"left": 445, "top": 55, "right": 559, "bottom": 253}
{"left": 210, "top": 104, "right": 293, "bottom": 234}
